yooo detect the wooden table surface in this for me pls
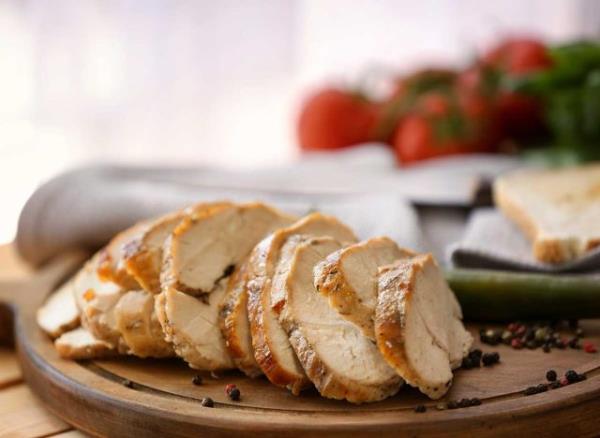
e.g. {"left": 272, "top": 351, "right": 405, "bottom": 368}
{"left": 0, "top": 244, "right": 88, "bottom": 438}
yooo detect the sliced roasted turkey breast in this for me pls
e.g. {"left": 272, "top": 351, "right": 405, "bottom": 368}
{"left": 278, "top": 236, "right": 403, "bottom": 403}
{"left": 73, "top": 256, "right": 129, "bottom": 353}
{"left": 55, "top": 327, "right": 115, "bottom": 360}
{"left": 156, "top": 202, "right": 295, "bottom": 370}
{"left": 115, "top": 290, "right": 173, "bottom": 358}
{"left": 161, "top": 202, "right": 295, "bottom": 295}
{"left": 246, "top": 213, "right": 357, "bottom": 394}
{"left": 375, "top": 254, "right": 473, "bottom": 399}
{"left": 218, "top": 260, "right": 262, "bottom": 377}
{"left": 313, "top": 237, "right": 414, "bottom": 338}
{"left": 156, "top": 278, "right": 234, "bottom": 370}
{"left": 37, "top": 278, "right": 80, "bottom": 339}
{"left": 97, "top": 221, "right": 150, "bottom": 290}
{"left": 123, "top": 211, "right": 186, "bottom": 294}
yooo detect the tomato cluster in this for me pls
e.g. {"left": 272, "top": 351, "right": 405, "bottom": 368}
{"left": 297, "top": 37, "right": 553, "bottom": 165}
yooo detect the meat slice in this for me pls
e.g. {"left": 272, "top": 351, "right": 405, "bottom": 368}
{"left": 246, "top": 213, "right": 357, "bottom": 394}
{"left": 218, "top": 260, "right": 262, "bottom": 377}
{"left": 278, "top": 236, "right": 403, "bottom": 403}
{"left": 73, "top": 256, "right": 129, "bottom": 353}
{"left": 314, "top": 237, "right": 414, "bottom": 338}
{"left": 156, "top": 278, "right": 234, "bottom": 370}
{"left": 55, "top": 327, "right": 115, "bottom": 360}
{"left": 37, "top": 278, "right": 80, "bottom": 339}
{"left": 161, "top": 202, "right": 295, "bottom": 295}
{"left": 156, "top": 202, "right": 294, "bottom": 370}
{"left": 115, "top": 290, "right": 173, "bottom": 358}
{"left": 97, "top": 221, "right": 150, "bottom": 290}
{"left": 123, "top": 210, "right": 186, "bottom": 294}
{"left": 375, "top": 254, "right": 473, "bottom": 399}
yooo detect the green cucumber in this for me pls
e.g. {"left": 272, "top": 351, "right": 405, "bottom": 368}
{"left": 445, "top": 269, "right": 600, "bottom": 321}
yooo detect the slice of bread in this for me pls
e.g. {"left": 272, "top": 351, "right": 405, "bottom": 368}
{"left": 494, "top": 164, "right": 600, "bottom": 264}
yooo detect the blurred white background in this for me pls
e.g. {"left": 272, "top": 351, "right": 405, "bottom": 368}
{"left": 1, "top": 0, "right": 599, "bottom": 243}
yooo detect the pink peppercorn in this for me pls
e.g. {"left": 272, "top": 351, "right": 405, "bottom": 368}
{"left": 583, "top": 341, "right": 597, "bottom": 353}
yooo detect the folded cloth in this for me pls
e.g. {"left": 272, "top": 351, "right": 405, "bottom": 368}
{"left": 448, "top": 209, "right": 600, "bottom": 273}
{"left": 16, "top": 165, "right": 424, "bottom": 266}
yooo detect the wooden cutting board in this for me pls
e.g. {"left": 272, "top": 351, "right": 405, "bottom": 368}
{"left": 1, "top": 252, "right": 599, "bottom": 438}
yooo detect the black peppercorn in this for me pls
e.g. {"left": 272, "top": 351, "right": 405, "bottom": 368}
{"left": 468, "top": 349, "right": 482, "bottom": 365}
{"left": 458, "top": 398, "right": 472, "bottom": 408}
{"left": 192, "top": 375, "right": 203, "bottom": 386}
{"left": 470, "top": 398, "right": 481, "bottom": 406}
{"left": 447, "top": 400, "right": 459, "bottom": 409}
{"left": 122, "top": 379, "right": 133, "bottom": 388}
{"left": 482, "top": 352, "right": 500, "bottom": 366}
{"left": 542, "top": 344, "right": 551, "bottom": 353}
{"left": 228, "top": 387, "right": 241, "bottom": 401}
{"left": 565, "top": 370, "right": 579, "bottom": 383}
{"left": 549, "top": 381, "right": 561, "bottom": 390}
{"left": 546, "top": 370, "right": 557, "bottom": 382}
{"left": 414, "top": 405, "right": 426, "bottom": 413}
{"left": 524, "top": 386, "right": 538, "bottom": 396}
{"left": 462, "top": 357, "right": 474, "bottom": 369}
{"left": 536, "top": 384, "right": 548, "bottom": 393}
{"left": 201, "top": 397, "right": 214, "bottom": 407}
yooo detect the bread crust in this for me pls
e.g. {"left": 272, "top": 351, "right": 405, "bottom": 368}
{"left": 494, "top": 171, "right": 600, "bottom": 264}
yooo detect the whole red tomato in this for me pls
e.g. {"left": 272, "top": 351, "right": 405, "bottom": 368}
{"left": 483, "top": 37, "right": 553, "bottom": 74}
{"left": 461, "top": 38, "right": 553, "bottom": 140}
{"left": 393, "top": 90, "right": 498, "bottom": 165}
{"left": 297, "top": 88, "right": 379, "bottom": 151}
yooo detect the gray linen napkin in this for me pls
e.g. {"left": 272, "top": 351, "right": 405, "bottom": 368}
{"left": 16, "top": 165, "right": 424, "bottom": 266}
{"left": 448, "top": 209, "right": 600, "bottom": 273}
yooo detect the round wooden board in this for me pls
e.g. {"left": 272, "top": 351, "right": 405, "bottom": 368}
{"left": 1, "top": 253, "right": 599, "bottom": 437}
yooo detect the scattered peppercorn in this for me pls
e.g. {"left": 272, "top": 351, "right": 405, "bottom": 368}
{"left": 225, "top": 383, "right": 237, "bottom": 394}
{"left": 560, "top": 377, "right": 569, "bottom": 387}
{"left": 192, "top": 375, "right": 203, "bottom": 386}
{"left": 470, "top": 398, "right": 482, "bottom": 406}
{"left": 542, "top": 344, "right": 551, "bottom": 353}
{"left": 565, "top": 370, "right": 579, "bottom": 383}
{"left": 546, "top": 370, "right": 557, "bottom": 382}
{"left": 122, "top": 379, "right": 133, "bottom": 388}
{"left": 583, "top": 341, "right": 597, "bottom": 354}
{"left": 536, "top": 384, "right": 548, "bottom": 393}
{"left": 469, "top": 349, "right": 482, "bottom": 361}
{"left": 201, "top": 397, "right": 214, "bottom": 408}
{"left": 228, "top": 387, "right": 241, "bottom": 401}
{"left": 435, "top": 402, "right": 448, "bottom": 410}
{"left": 414, "top": 405, "right": 427, "bottom": 413}
{"left": 458, "top": 398, "right": 472, "bottom": 408}
{"left": 524, "top": 386, "right": 538, "bottom": 396}
{"left": 482, "top": 352, "right": 500, "bottom": 366}
{"left": 447, "top": 400, "right": 459, "bottom": 409}
{"left": 511, "top": 338, "right": 523, "bottom": 349}
{"left": 462, "top": 357, "right": 474, "bottom": 370}
{"left": 549, "top": 381, "right": 561, "bottom": 390}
